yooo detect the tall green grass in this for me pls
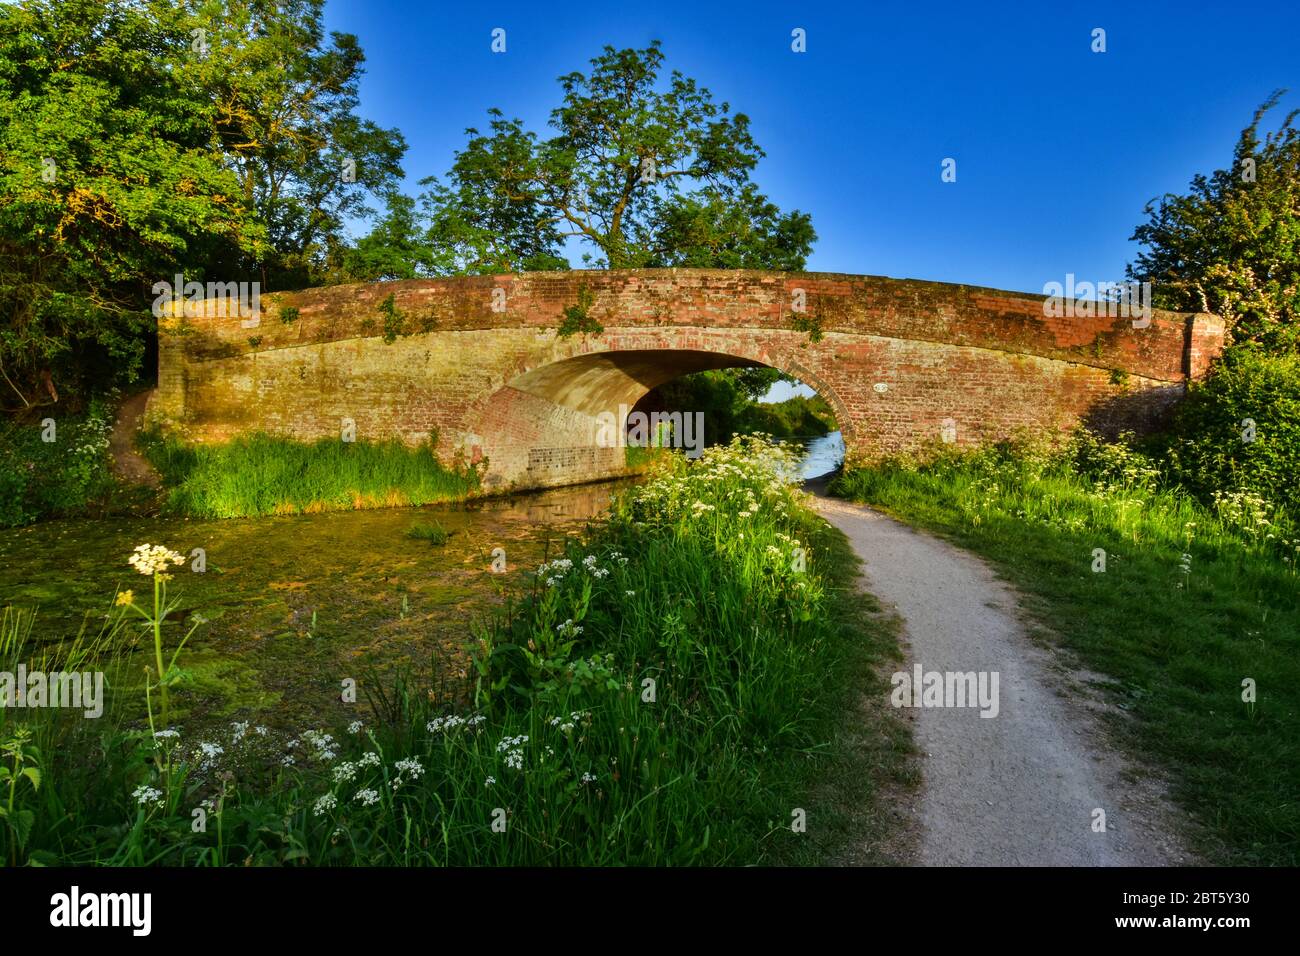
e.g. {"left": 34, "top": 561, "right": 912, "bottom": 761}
{"left": 140, "top": 431, "right": 480, "bottom": 518}
{"left": 2, "top": 436, "right": 907, "bottom": 865}
{"left": 832, "top": 433, "right": 1300, "bottom": 865}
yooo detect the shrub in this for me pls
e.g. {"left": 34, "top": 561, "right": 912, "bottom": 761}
{"left": 1160, "top": 346, "right": 1300, "bottom": 512}
{"left": 0, "top": 399, "right": 116, "bottom": 527}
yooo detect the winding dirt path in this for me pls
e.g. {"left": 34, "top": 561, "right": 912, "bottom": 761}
{"left": 109, "top": 389, "right": 161, "bottom": 488}
{"left": 812, "top": 492, "right": 1191, "bottom": 867}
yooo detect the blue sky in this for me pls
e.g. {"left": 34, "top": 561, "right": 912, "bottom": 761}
{"left": 323, "top": 0, "right": 1297, "bottom": 297}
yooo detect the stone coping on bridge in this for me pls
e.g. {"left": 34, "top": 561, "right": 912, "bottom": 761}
{"left": 157, "top": 269, "right": 1224, "bottom": 385}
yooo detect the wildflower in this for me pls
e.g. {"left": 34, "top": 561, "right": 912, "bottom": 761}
{"left": 428, "top": 714, "right": 472, "bottom": 733}
{"left": 393, "top": 757, "right": 424, "bottom": 780}
{"left": 132, "top": 784, "right": 164, "bottom": 806}
{"left": 354, "top": 788, "right": 380, "bottom": 806}
{"left": 332, "top": 762, "right": 359, "bottom": 783}
{"left": 128, "top": 544, "right": 186, "bottom": 577}
{"left": 348, "top": 720, "right": 365, "bottom": 735}
{"left": 357, "top": 752, "right": 381, "bottom": 768}
{"left": 115, "top": 590, "right": 134, "bottom": 607}
{"left": 153, "top": 728, "right": 179, "bottom": 741}
{"left": 313, "top": 793, "right": 338, "bottom": 816}
{"left": 484, "top": 776, "right": 496, "bottom": 787}
{"left": 195, "top": 742, "right": 224, "bottom": 769}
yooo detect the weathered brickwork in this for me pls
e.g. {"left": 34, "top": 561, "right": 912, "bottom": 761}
{"left": 148, "top": 269, "right": 1224, "bottom": 490}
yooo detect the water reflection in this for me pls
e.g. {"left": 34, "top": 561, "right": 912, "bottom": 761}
{"left": 795, "top": 430, "right": 845, "bottom": 480}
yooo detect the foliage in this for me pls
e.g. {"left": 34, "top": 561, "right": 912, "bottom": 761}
{"left": 0, "top": 0, "right": 265, "bottom": 408}
{"left": 377, "top": 41, "right": 814, "bottom": 274}
{"left": 405, "top": 520, "right": 450, "bottom": 545}
{"left": 638, "top": 370, "right": 834, "bottom": 446}
{"left": 1157, "top": 345, "right": 1300, "bottom": 511}
{"left": 1129, "top": 91, "right": 1300, "bottom": 352}
{"left": 139, "top": 430, "right": 479, "bottom": 518}
{"left": 555, "top": 286, "right": 602, "bottom": 338}
{"left": 1, "top": 437, "right": 904, "bottom": 865}
{"left": 0, "top": 0, "right": 404, "bottom": 407}
{"left": 377, "top": 293, "right": 406, "bottom": 344}
{"left": 736, "top": 394, "right": 836, "bottom": 439}
{"left": 0, "top": 397, "right": 115, "bottom": 527}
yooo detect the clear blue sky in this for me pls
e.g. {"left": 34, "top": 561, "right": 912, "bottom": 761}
{"left": 323, "top": 0, "right": 1297, "bottom": 297}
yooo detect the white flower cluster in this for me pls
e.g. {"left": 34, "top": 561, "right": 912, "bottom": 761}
{"left": 354, "top": 788, "right": 380, "bottom": 806}
{"left": 128, "top": 543, "right": 186, "bottom": 577}
{"left": 556, "top": 619, "right": 582, "bottom": 638}
{"left": 538, "top": 557, "right": 574, "bottom": 587}
{"left": 582, "top": 555, "right": 610, "bottom": 579}
{"left": 299, "top": 729, "right": 338, "bottom": 762}
{"left": 391, "top": 757, "right": 424, "bottom": 790}
{"left": 313, "top": 793, "right": 338, "bottom": 816}
{"left": 194, "top": 741, "right": 224, "bottom": 770}
{"left": 426, "top": 713, "right": 485, "bottom": 733}
{"left": 547, "top": 710, "right": 589, "bottom": 734}
{"left": 496, "top": 734, "right": 529, "bottom": 771}
{"left": 132, "top": 784, "right": 164, "bottom": 807}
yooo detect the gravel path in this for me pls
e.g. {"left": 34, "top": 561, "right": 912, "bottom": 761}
{"left": 812, "top": 492, "right": 1190, "bottom": 867}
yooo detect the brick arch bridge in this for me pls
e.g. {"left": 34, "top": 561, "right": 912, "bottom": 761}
{"left": 148, "top": 269, "right": 1224, "bottom": 491}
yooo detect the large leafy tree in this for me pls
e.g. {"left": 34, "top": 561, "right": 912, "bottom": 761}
{"left": 1128, "top": 91, "right": 1300, "bottom": 353}
{"left": 180, "top": 0, "right": 406, "bottom": 289}
{"left": 0, "top": 0, "right": 264, "bottom": 410}
{"left": 0, "top": 0, "right": 405, "bottom": 409}
{"left": 410, "top": 41, "right": 814, "bottom": 274}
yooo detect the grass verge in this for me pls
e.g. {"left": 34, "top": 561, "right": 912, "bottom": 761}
{"left": 139, "top": 430, "right": 480, "bottom": 518}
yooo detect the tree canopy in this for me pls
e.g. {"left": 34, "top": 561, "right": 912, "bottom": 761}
{"left": 1128, "top": 91, "right": 1300, "bottom": 353}
{"left": 348, "top": 41, "right": 815, "bottom": 278}
{"left": 0, "top": 0, "right": 403, "bottom": 409}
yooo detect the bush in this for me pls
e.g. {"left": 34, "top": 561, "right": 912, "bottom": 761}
{"left": 1160, "top": 347, "right": 1300, "bottom": 512}
{"left": 0, "top": 399, "right": 116, "bottom": 527}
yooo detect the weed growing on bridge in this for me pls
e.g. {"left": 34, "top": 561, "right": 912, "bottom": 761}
{"left": 833, "top": 432, "right": 1300, "bottom": 865}
{"left": 140, "top": 431, "right": 479, "bottom": 519}
{"left": 0, "top": 437, "right": 905, "bottom": 865}
{"left": 556, "top": 286, "right": 603, "bottom": 338}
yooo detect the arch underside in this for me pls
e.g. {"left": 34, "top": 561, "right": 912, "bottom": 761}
{"left": 471, "top": 346, "right": 841, "bottom": 490}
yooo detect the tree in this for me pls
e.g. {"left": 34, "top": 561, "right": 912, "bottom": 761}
{"left": 0, "top": 0, "right": 405, "bottom": 408}
{"left": 178, "top": 0, "right": 406, "bottom": 289}
{"left": 0, "top": 0, "right": 265, "bottom": 410}
{"left": 418, "top": 41, "right": 815, "bottom": 273}
{"left": 1128, "top": 91, "right": 1300, "bottom": 353}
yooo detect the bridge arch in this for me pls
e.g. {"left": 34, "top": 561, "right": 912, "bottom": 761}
{"left": 463, "top": 338, "right": 856, "bottom": 488}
